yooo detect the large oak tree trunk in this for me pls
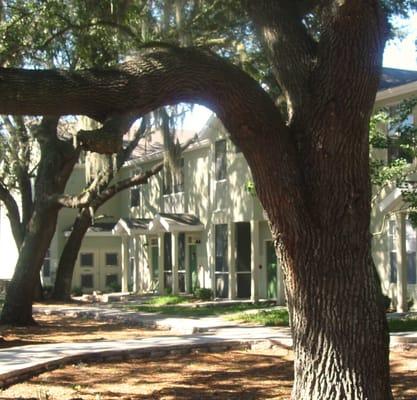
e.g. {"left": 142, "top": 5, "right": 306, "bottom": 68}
{"left": 276, "top": 233, "right": 391, "bottom": 399}
{"left": 52, "top": 210, "right": 91, "bottom": 301}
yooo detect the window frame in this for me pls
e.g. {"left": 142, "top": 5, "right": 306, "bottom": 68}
{"left": 105, "top": 252, "right": 119, "bottom": 267}
{"left": 130, "top": 187, "right": 140, "bottom": 207}
{"left": 80, "top": 252, "right": 94, "bottom": 268}
{"left": 215, "top": 140, "right": 227, "bottom": 181}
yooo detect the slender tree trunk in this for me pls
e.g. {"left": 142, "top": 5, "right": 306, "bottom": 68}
{"left": 52, "top": 210, "right": 91, "bottom": 301}
{"left": 0, "top": 204, "right": 59, "bottom": 325}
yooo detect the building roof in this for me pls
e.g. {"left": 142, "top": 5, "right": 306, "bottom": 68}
{"left": 149, "top": 213, "right": 204, "bottom": 233}
{"left": 112, "top": 218, "right": 152, "bottom": 235}
{"left": 64, "top": 220, "right": 118, "bottom": 237}
{"left": 126, "top": 124, "right": 211, "bottom": 162}
{"left": 379, "top": 67, "right": 417, "bottom": 90}
{"left": 158, "top": 213, "right": 202, "bottom": 226}
{"left": 123, "top": 218, "right": 152, "bottom": 230}
{"left": 113, "top": 214, "right": 204, "bottom": 235}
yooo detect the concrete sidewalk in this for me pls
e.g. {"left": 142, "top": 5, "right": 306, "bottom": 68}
{"left": 0, "top": 303, "right": 416, "bottom": 389}
{"left": 33, "top": 304, "right": 236, "bottom": 334}
{"left": 0, "top": 326, "right": 292, "bottom": 389}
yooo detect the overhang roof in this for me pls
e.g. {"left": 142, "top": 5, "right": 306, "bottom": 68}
{"left": 64, "top": 221, "right": 118, "bottom": 237}
{"left": 113, "top": 218, "right": 152, "bottom": 235}
{"left": 148, "top": 213, "right": 204, "bottom": 234}
{"left": 379, "top": 67, "right": 417, "bottom": 90}
{"left": 113, "top": 213, "right": 204, "bottom": 235}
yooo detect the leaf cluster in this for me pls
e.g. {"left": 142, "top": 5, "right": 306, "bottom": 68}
{"left": 370, "top": 97, "right": 417, "bottom": 226}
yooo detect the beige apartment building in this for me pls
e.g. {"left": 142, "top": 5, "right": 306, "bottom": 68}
{"left": 47, "top": 116, "right": 285, "bottom": 303}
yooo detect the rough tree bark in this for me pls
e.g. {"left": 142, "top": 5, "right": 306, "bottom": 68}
{"left": 52, "top": 208, "right": 92, "bottom": 301}
{"left": 0, "top": 118, "right": 79, "bottom": 325}
{"left": 0, "top": 1, "right": 391, "bottom": 397}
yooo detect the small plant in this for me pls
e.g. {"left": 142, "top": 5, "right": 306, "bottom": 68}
{"left": 71, "top": 286, "right": 83, "bottom": 296}
{"left": 194, "top": 288, "right": 213, "bottom": 301}
{"left": 230, "top": 308, "right": 290, "bottom": 327}
{"left": 42, "top": 285, "right": 54, "bottom": 299}
{"left": 244, "top": 180, "right": 257, "bottom": 196}
{"left": 106, "top": 281, "right": 121, "bottom": 293}
{"left": 381, "top": 294, "right": 391, "bottom": 311}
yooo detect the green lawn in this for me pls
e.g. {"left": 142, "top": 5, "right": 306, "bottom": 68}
{"left": 388, "top": 317, "right": 417, "bottom": 332}
{"left": 128, "top": 296, "right": 273, "bottom": 317}
{"left": 144, "top": 295, "right": 189, "bottom": 306}
{"left": 229, "top": 308, "right": 290, "bottom": 326}
{"left": 232, "top": 309, "right": 417, "bottom": 332}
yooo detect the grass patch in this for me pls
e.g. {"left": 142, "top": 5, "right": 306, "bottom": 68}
{"left": 229, "top": 309, "right": 290, "bottom": 327}
{"left": 128, "top": 302, "right": 272, "bottom": 317}
{"left": 388, "top": 317, "right": 417, "bottom": 332}
{"left": 145, "top": 295, "right": 189, "bottom": 306}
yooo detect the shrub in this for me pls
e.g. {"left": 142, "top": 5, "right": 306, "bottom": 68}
{"left": 72, "top": 286, "right": 83, "bottom": 296}
{"left": 106, "top": 281, "right": 121, "bottom": 293}
{"left": 194, "top": 288, "right": 213, "bottom": 301}
{"left": 381, "top": 294, "right": 391, "bottom": 311}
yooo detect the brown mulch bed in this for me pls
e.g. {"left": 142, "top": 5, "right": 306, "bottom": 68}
{"left": 0, "top": 311, "right": 170, "bottom": 348}
{"left": 0, "top": 346, "right": 416, "bottom": 399}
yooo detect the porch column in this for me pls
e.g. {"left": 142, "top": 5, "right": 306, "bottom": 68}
{"left": 132, "top": 236, "right": 138, "bottom": 293}
{"left": 158, "top": 233, "right": 165, "bottom": 295}
{"left": 172, "top": 232, "right": 179, "bottom": 294}
{"left": 209, "top": 229, "right": 216, "bottom": 295}
{"left": 250, "top": 220, "right": 260, "bottom": 302}
{"left": 396, "top": 213, "right": 408, "bottom": 312}
{"left": 121, "top": 235, "right": 129, "bottom": 292}
{"left": 185, "top": 237, "right": 191, "bottom": 294}
{"left": 228, "top": 222, "right": 236, "bottom": 299}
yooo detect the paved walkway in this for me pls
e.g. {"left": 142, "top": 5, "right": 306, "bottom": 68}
{"left": 0, "top": 303, "right": 416, "bottom": 389}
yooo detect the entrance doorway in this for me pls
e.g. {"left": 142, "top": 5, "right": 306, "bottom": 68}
{"left": 150, "top": 242, "right": 159, "bottom": 292}
{"left": 266, "top": 241, "right": 277, "bottom": 299}
{"left": 236, "top": 222, "right": 251, "bottom": 298}
{"left": 188, "top": 244, "right": 198, "bottom": 292}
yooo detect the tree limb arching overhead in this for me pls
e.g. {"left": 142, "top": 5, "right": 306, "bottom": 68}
{"left": 0, "top": 44, "right": 307, "bottom": 247}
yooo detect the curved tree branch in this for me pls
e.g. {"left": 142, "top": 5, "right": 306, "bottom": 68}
{"left": 77, "top": 112, "right": 139, "bottom": 154}
{"left": 243, "top": 0, "right": 317, "bottom": 123}
{"left": 53, "top": 162, "right": 163, "bottom": 209}
{"left": 0, "top": 44, "right": 308, "bottom": 237}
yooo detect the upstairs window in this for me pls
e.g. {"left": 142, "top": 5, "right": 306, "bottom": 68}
{"left": 174, "top": 158, "right": 185, "bottom": 193}
{"left": 215, "top": 224, "right": 228, "bottom": 272}
{"left": 215, "top": 140, "right": 227, "bottom": 181}
{"left": 130, "top": 187, "right": 140, "bottom": 207}
{"left": 163, "top": 158, "right": 184, "bottom": 194}
{"left": 163, "top": 165, "right": 173, "bottom": 195}
{"left": 80, "top": 253, "right": 94, "bottom": 267}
